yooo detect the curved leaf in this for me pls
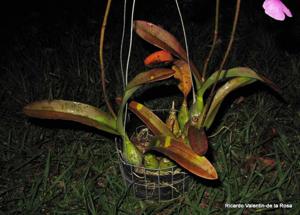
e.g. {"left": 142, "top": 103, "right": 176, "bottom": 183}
{"left": 128, "top": 101, "right": 175, "bottom": 138}
{"left": 198, "top": 67, "right": 280, "bottom": 98}
{"left": 134, "top": 20, "right": 187, "bottom": 61}
{"left": 23, "top": 100, "right": 119, "bottom": 135}
{"left": 192, "top": 67, "right": 280, "bottom": 117}
{"left": 117, "top": 68, "right": 175, "bottom": 135}
{"left": 126, "top": 68, "right": 175, "bottom": 91}
{"left": 144, "top": 50, "right": 174, "bottom": 67}
{"left": 133, "top": 20, "right": 202, "bottom": 86}
{"left": 203, "top": 77, "right": 256, "bottom": 129}
{"left": 149, "top": 136, "right": 218, "bottom": 180}
{"left": 172, "top": 60, "right": 193, "bottom": 98}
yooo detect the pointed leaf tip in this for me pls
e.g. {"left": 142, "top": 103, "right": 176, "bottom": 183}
{"left": 149, "top": 136, "right": 218, "bottom": 180}
{"left": 23, "top": 100, "right": 119, "bottom": 135}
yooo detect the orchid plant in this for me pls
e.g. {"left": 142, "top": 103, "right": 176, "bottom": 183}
{"left": 23, "top": 0, "right": 285, "bottom": 181}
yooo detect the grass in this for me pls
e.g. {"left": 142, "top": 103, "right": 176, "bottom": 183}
{"left": 1, "top": 2, "right": 300, "bottom": 214}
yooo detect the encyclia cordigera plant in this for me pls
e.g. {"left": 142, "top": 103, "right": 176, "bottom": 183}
{"left": 23, "top": 0, "right": 283, "bottom": 180}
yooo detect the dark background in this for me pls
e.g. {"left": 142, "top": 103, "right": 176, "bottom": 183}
{"left": 1, "top": 0, "right": 300, "bottom": 114}
{"left": 1, "top": 0, "right": 300, "bottom": 54}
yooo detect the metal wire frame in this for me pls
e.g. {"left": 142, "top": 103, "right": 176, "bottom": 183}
{"left": 116, "top": 138, "right": 191, "bottom": 202}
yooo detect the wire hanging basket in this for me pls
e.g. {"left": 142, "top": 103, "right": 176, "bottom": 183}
{"left": 116, "top": 138, "right": 191, "bottom": 202}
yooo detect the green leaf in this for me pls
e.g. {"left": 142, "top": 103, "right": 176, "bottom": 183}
{"left": 199, "top": 67, "right": 279, "bottom": 98}
{"left": 133, "top": 20, "right": 202, "bottom": 86}
{"left": 149, "top": 136, "right": 218, "bottom": 180}
{"left": 178, "top": 100, "right": 189, "bottom": 131}
{"left": 23, "top": 100, "right": 119, "bottom": 135}
{"left": 192, "top": 67, "right": 280, "bottom": 116}
{"left": 128, "top": 101, "right": 175, "bottom": 138}
{"left": 117, "top": 87, "right": 138, "bottom": 136}
{"left": 203, "top": 77, "right": 256, "bottom": 129}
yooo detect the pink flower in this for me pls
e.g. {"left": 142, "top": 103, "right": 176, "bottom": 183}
{"left": 263, "top": 0, "right": 292, "bottom": 21}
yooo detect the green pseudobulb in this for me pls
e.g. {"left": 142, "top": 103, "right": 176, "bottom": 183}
{"left": 123, "top": 137, "right": 143, "bottom": 166}
{"left": 144, "top": 153, "right": 159, "bottom": 169}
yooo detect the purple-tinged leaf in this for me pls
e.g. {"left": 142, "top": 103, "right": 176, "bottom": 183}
{"left": 188, "top": 125, "right": 208, "bottom": 156}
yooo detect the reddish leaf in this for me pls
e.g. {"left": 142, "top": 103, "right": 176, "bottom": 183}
{"left": 144, "top": 50, "right": 173, "bottom": 67}
{"left": 134, "top": 20, "right": 187, "bottom": 61}
{"left": 172, "top": 60, "right": 193, "bottom": 98}
{"left": 149, "top": 136, "right": 218, "bottom": 180}
{"left": 133, "top": 20, "right": 202, "bottom": 84}
{"left": 129, "top": 101, "right": 175, "bottom": 138}
{"left": 188, "top": 125, "right": 208, "bottom": 156}
{"left": 126, "top": 68, "right": 175, "bottom": 90}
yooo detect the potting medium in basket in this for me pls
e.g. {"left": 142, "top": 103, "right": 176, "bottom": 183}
{"left": 116, "top": 139, "right": 191, "bottom": 202}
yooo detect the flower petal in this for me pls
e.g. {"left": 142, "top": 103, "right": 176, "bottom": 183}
{"left": 263, "top": 0, "right": 293, "bottom": 21}
{"left": 266, "top": 6, "right": 285, "bottom": 21}
{"left": 263, "top": 0, "right": 273, "bottom": 10}
{"left": 263, "top": 0, "right": 285, "bottom": 21}
{"left": 282, "top": 3, "right": 292, "bottom": 17}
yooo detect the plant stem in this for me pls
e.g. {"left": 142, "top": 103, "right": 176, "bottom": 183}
{"left": 175, "top": 0, "right": 196, "bottom": 103}
{"left": 99, "top": 0, "right": 116, "bottom": 118}
{"left": 120, "top": 0, "right": 127, "bottom": 89}
{"left": 202, "top": 0, "right": 220, "bottom": 80}
{"left": 199, "top": 0, "right": 241, "bottom": 128}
